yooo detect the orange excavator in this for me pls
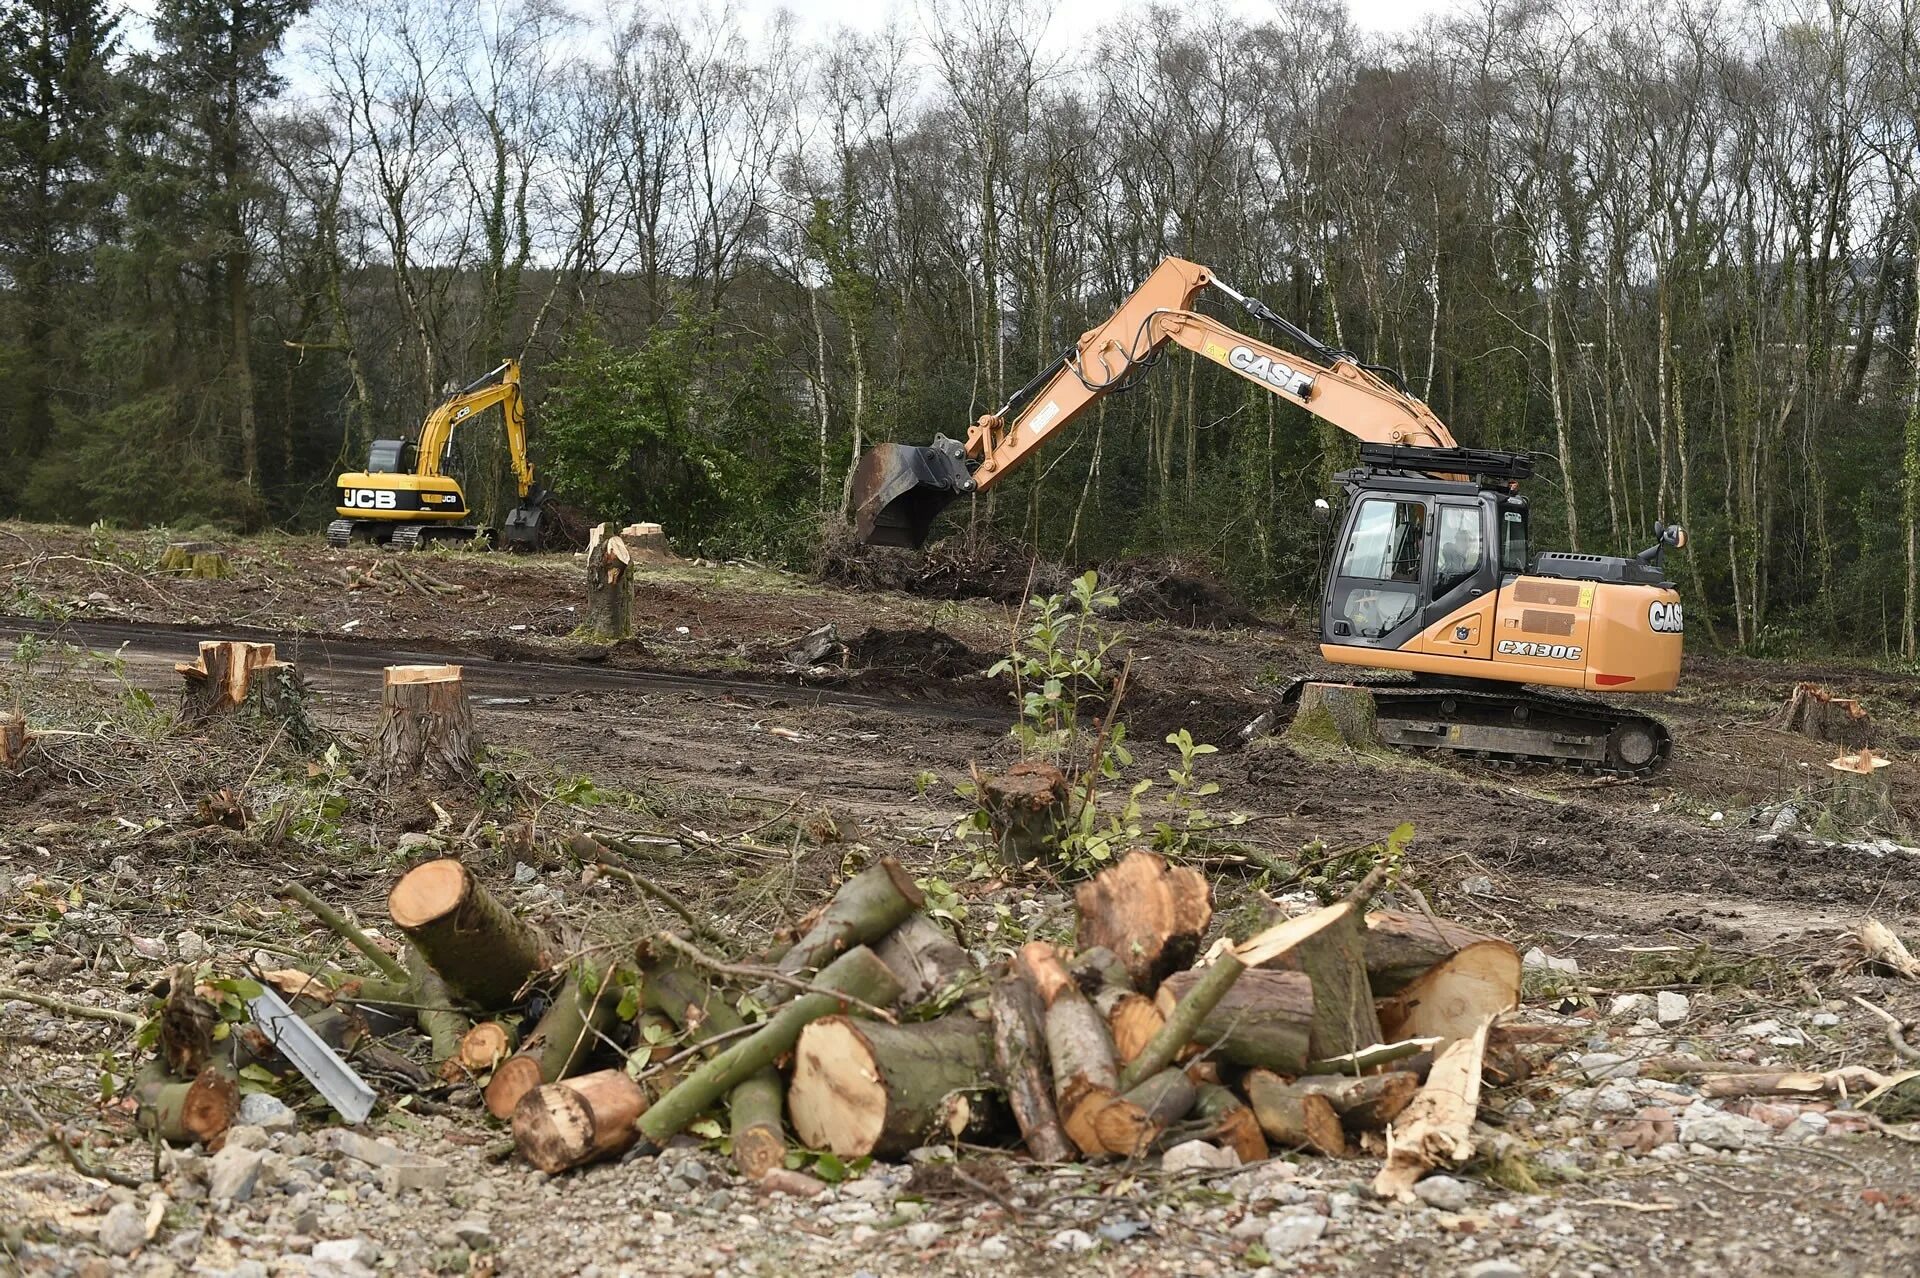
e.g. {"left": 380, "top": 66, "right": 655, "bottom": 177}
{"left": 850, "top": 257, "right": 1688, "bottom": 772}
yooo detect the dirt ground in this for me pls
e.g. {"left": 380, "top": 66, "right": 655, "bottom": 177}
{"left": 4, "top": 521, "right": 1920, "bottom": 1277}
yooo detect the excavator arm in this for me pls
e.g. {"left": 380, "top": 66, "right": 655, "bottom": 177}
{"left": 852, "top": 257, "right": 1455, "bottom": 546}
{"left": 416, "top": 359, "right": 536, "bottom": 501}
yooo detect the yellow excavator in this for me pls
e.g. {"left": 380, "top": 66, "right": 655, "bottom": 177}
{"left": 329, "top": 359, "right": 547, "bottom": 551}
{"left": 851, "top": 257, "right": 1688, "bottom": 773}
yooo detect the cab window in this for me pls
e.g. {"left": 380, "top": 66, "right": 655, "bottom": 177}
{"left": 1339, "top": 499, "right": 1425, "bottom": 583}
{"left": 1500, "top": 508, "right": 1529, "bottom": 575}
{"left": 1434, "top": 506, "right": 1484, "bottom": 596}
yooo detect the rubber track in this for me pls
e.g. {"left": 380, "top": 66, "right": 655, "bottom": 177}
{"left": 0, "top": 615, "right": 1007, "bottom": 727}
{"left": 1283, "top": 674, "right": 1672, "bottom": 777}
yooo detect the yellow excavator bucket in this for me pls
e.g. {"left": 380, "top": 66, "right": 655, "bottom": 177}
{"left": 849, "top": 437, "right": 976, "bottom": 548}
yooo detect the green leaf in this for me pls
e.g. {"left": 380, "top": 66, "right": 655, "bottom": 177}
{"left": 813, "top": 1151, "right": 848, "bottom": 1182}
{"left": 239, "top": 1064, "right": 279, "bottom": 1085}
{"left": 689, "top": 1118, "right": 723, "bottom": 1139}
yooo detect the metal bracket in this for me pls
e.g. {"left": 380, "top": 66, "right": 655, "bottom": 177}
{"left": 247, "top": 985, "right": 377, "bottom": 1125}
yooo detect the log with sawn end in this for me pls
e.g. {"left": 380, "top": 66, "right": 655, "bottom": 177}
{"left": 388, "top": 858, "right": 546, "bottom": 1008}
{"left": 789, "top": 1013, "right": 996, "bottom": 1157}
{"left": 1073, "top": 850, "right": 1213, "bottom": 990}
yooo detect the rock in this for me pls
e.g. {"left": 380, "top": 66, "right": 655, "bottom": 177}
{"left": 396, "top": 832, "right": 437, "bottom": 851}
{"left": 1048, "top": 1228, "right": 1099, "bottom": 1253}
{"left": 901, "top": 1221, "right": 944, "bottom": 1248}
{"left": 1161, "top": 1140, "right": 1240, "bottom": 1173}
{"left": 379, "top": 1159, "right": 450, "bottom": 1194}
{"left": 1608, "top": 993, "right": 1652, "bottom": 1017}
{"left": 237, "top": 1093, "right": 298, "bottom": 1133}
{"left": 206, "top": 1146, "right": 265, "bottom": 1203}
{"left": 1411, "top": 1175, "right": 1475, "bottom": 1212}
{"left": 1592, "top": 1082, "right": 1641, "bottom": 1115}
{"left": 1575, "top": 1052, "right": 1639, "bottom": 1080}
{"left": 222, "top": 1125, "right": 270, "bottom": 1151}
{"left": 1522, "top": 947, "right": 1578, "bottom": 975}
{"left": 1532, "top": 1208, "right": 1575, "bottom": 1235}
{"left": 98, "top": 1201, "right": 148, "bottom": 1256}
{"left": 1738, "top": 1018, "right": 1782, "bottom": 1038}
{"left": 974, "top": 1235, "right": 1012, "bottom": 1260}
{"left": 1461, "top": 875, "right": 1496, "bottom": 897}
{"left": 1655, "top": 992, "right": 1690, "bottom": 1025}
{"left": 316, "top": 1129, "right": 409, "bottom": 1168}
{"left": 1262, "top": 1212, "right": 1328, "bottom": 1253}
{"left": 1466, "top": 1262, "right": 1528, "bottom": 1278}
{"left": 513, "top": 862, "right": 537, "bottom": 884}
{"left": 674, "top": 1158, "right": 710, "bottom": 1187}
{"left": 312, "top": 1238, "right": 378, "bottom": 1267}
{"left": 1810, "top": 1012, "right": 1840, "bottom": 1028}
{"left": 756, "top": 1169, "right": 827, "bottom": 1198}
{"left": 1685, "top": 1111, "right": 1772, "bottom": 1150}
{"left": 174, "top": 930, "right": 209, "bottom": 962}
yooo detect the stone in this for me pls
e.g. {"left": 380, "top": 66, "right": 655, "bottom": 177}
{"left": 756, "top": 1169, "right": 827, "bottom": 1198}
{"left": 1738, "top": 1019, "right": 1782, "bottom": 1038}
{"left": 1575, "top": 1052, "right": 1639, "bottom": 1080}
{"left": 1522, "top": 947, "right": 1578, "bottom": 975}
{"left": 1655, "top": 992, "right": 1690, "bottom": 1025}
{"left": 1411, "top": 1175, "right": 1475, "bottom": 1212}
{"left": 98, "top": 1201, "right": 147, "bottom": 1256}
{"left": 237, "top": 1093, "right": 298, "bottom": 1133}
{"left": 1465, "top": 1262, "right": 1528, "bottom": 1278}
{"left": 174, "top": 930, "right": 209, "bottom": 962}
{"left": 1608, "top": 993, "right": 1652, "bottom": 1017}
{"left": 1161, "top": 1140, "right": 1240, "bottom": 1174}
{"left": 1810, "top": 1012, "right": 1840, "bottom": 1028}
{"left": 513, "top": 862, "right": 537, "bottom": 884}
{"left": 312, "top": 1238, "right": 378, "bottom": 1266}
{"left": 1048, "top": 1228, "right": 1099, "bottom": 1253}
{"left": 206, "top": 1146, "right": 265, "bottom": 1203}
{"left": 902, "top": 1221, "right": 945, "bottom": 1248}
{"left": 316, "top": 1130, "right": 409, "bottom": 1168}
{"left": 396, "top": 832, "right": 437, "bottom": 851}
{"left": 1685, "top": 1111, "right": 1772, "bottom": 1151}
{"left": 1262, "top": 1212, "right": 1328, "bottom": 1253}
{"left": 1461, "top": 875, "right": 1496, "bottom": 896}
{"left": 974, "top": 1236, "right": 1012, "bottom": 1260}
{"left": 674, "top": 1158, "right": 710, "bottom": 1187}
{"left": 379, "top": 1159, "right": 450, "bottom": 1194}
{"left": 1592, "top": 1082, "right": 1641, "bottom": 1115}
{"left": 222, "top": 1125, "right": 270, "bottom": 1151}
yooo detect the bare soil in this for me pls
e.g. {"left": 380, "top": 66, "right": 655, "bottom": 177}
{"left": 3, "top": 520, "right": 1920, "bottom": 1277}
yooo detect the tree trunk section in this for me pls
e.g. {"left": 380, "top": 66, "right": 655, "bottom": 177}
{"left": 1361, "top": 911, "right": 1507, "bottom": 995}
{"left": 484, "top": 962, "right": 619, "bottom": 1120}
{"left": 1094, "top": 1068, "right": 1195, "bottom": 1157}
{"left": 1153, "top": 967, "right": 1313, "bottom": 1073}
{"left": 512, "top": 1069, "right": 648, "bottom": 1173}
{"left": 1287, "top": 682, "right": 1380, "bottom": 749}
{"left": 0, "top": 713, "right": 34, "bottom": 771}
{"left": 1290, "top": 1071, "right": 1421, "bottom": 1131}
{"left": 789, "top": 1013, "right": 995, "bottom": 1157}
{"left": 1773, "top": 683, "right": 1871, "bottom": 748}
{"left": 406, "top": 948, "right": 469, "bottom": 1064}
{"left": 638, "top": 946, "right": 903, "bottom": 1146}
{"left": 388, "top": 858, "right": 545, "bottom": 1008}
{"left": 1094, "top": 988, "right": 1165, "bottom": 1069}
{"left": 1121, "top": 953, "right": 1246, "bottom": 1090}
{"left": 1244, "top": 1070, "right": 1347, "bottom": 1156}
{"left": 136, "top": 1066, "right": 239, "bottom": 1146}
{"left": 1376, "top": 940, "right": 1521, "bottom": 1042}
{"left": 874, "top": 912, "right": 974, "bottom": 1007}
{"left": 585, "top": 527, "right": 634, "bottom": 640}
{"left": 371, "top": 665, "right": 478, "bottom": 784}
{"left": 640, "top": 959, "right": 788, "bottom": 1179}
{"left": 1018, "top": 942, "right": 1119, "bottom": 1157}
{"left": 775, "top": 856, "right": 924, "bottom": 980}
{"left": 980, "top": 761, "right": 1067, "bottom": 870}
{"left": 1372, "top": 1015, "right": 1494, "bottom": 1198}
{"left": 987, "top": 975, "right": 1073, "bottom": 1163}
{"left": 1074, "top": 850, "right": 1212, "bottom": 990}
{"left": 176, "top": 641, "right": 301, "bottom": 726}
{"left": 457, "top": 1021, "right": 519, "bottom": 1074}
{"left": 1192, "top": 1081, "right": 1267, "bottom": 1164}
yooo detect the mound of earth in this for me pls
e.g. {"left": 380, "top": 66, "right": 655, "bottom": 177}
{"left": 815, "top": 529, "right": 1069, "bottom": 603}
{"left": 846, "top": 626, "right": 986, "bottom": 679}
{"left": 1101, "top": 555, "right": 1263, "bottom": 630}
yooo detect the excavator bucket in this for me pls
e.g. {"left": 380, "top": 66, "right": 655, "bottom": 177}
{"left": 849, "top": 437, "right": 976, "bottom": 548}
{"left": 499, "top": 485, "right": 550, "bottom": 551}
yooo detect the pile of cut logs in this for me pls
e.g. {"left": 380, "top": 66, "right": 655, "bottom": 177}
{"left": 131, "top": 835, "right": 1524, "bottom": 1200}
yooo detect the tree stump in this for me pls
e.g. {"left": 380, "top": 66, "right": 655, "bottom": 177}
{"left": 1287, "top": 682, "right": 1380, "bottom": 749}
{"left": 0, "top": 713, "right": 34, "bottom": 771}
{"left": 620, "top": 522, "right": 675, "bottom": 563}
{"left": 159, "top": 541, "right": 232, "bottom": 579}
{"left": 1074, "top": 850, "right": 1213, "bottom": 990}
{"left": 980, "top": 760, "right": 1068, "bottom": 869}
{"left": 176, "top": 641, "right": 298, "bottom": 719}
{"left": 512, "top": 1069, "right": 649, "bottom": 1173}
{"left": 585, "top": 524, "right": 634, "bottom": 640}
{"left": 1827, "top": 749, "right": 1896, "bottom": 834}
{"left": 789, "top": 1013, "right": 996, "bottom": 1157}
{"left": 371, "top": 665, "right": 478, "bottom": 783}
{"left": 388, "top": 858, "right": 546, "bottom": 1008}
{"left": 1774, "top": 683, "right": 1871, "bottom": 749}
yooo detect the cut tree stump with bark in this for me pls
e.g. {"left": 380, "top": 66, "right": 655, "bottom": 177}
{"left": 1244, "top": 1070, "right": 1347, "bottom": 1157}
{"left": 638, "top": 946, "right": 904, "bottom": 1148}
{"left": 1235, "top": 870, "right": 1386, "bottom": 1062}
{"left": 0, "top": 713, "right": 34, "bottom": 771}
{"left": 619, "top": 522, "right": 675, "bottom": 563}
{"left": 775, "top": 857, "right": 924, "bottom": 980}
{"left": 1095, "top": 988, "right": 1166, "bottom": 1069}
{"left": 176, "top": 641, "right": 307, "bottom": 732}
{"left": 640, "top": 959, "right": 787, "bottom": 1180}
{"left": 1287, "top": 682, "right": 1380, "bottom": 749}
{"left": 789, "top": 1013, "right": 996, "bottom": 1157}
{"left": 136, "top": 1066, "right": 239, "bottom": 1146}
{"left": 987, "top": 975, "right": 1074, "bottom": 1163}
{"left": 585, "top": 525, "right": 634, "bottom": 640}
{"left": 874, "top": 912, "right": 975, "bottom": 1006}
{"left": 1828, "top": 750, "right": 1896, "bottom": 833}
{"left": 512, "top": 1069, "right": 649, "bottom": 1174}
{"left": 370, "top": 665, "right": 479, "bottom": 784}
{"left": 1290, "top": 1071, "right": 1421, "bottom": 1131}
{"left": 1192, "top": 1081, "right": 1268, "bottom": 1164}
{"left": 1773, "top": 683, "right": 1872, "bottom": 748}
{"left": 484, "top": 962, "right": 620, "bottom": 1120}
{"left": 1152, "top": 967, "right": 1313, "bottom": 1073}
{"left": 159, "top": 541, "right": 231, "bottom": 579}
{"left": 1074, "top": 850, "right": 1212, "bottom": 990}
{"left": 1377, "top": 939, "right": 1521, "bottom": 1041}
{"left": 388, "top": 858, "right": 545, "bottom": 1008}
{"left": 1372, "top": 1014, "right": 1495, "bottom": 1198}
{"left": 1361, "top": 911, "right": 1508, "bottom": 996}
{"left": 1018, "top": 942, "right": 1123, "bottom": 1157}
{"left": 980, "top": 761, "right": 1068, "bottom": 869}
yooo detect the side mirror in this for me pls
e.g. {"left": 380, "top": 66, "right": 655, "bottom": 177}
{"left": 1311, "top": 498, "right": 1332, "bottom": 525}
{"left": 1662, "top": 524, "right": 1687, "bottom": 550}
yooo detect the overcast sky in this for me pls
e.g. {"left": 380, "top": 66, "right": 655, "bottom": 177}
{"left": 728, "top": 0, "right": 1457, "bottom": 42}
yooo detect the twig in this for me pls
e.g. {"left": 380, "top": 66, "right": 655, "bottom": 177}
{"left": 1851, "top": 995, "right": 1920, "bottom": 1063}
{"left": 0, "top": 986, "right": 143, "bottom": 1028}
{"left": 649, "top": 932, "right": 898, "bottom": 1025}
{"left": 277, "top": 882, "right": 411, "bottom": 984}
{"left": 7, "top": 1089, "right": 143, "bottom": 1188}
{"left": 570, "top": 835, "right": 723, "bottom": 946}
{"left": 1072, "top": 654, "right": 1132, "bottom": 827}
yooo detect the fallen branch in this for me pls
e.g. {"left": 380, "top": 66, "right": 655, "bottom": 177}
{"left": 280, "top": 881, "right": 411, "bottom": 985}
{"left": 571, "top": 834, "right": 722, "bottom": 945}
{"left": 1851, "top": 996, "right": 1920, "bottom": 1064}
{"left": 0, "top": 987, "right": 144, "bottom": 1029}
